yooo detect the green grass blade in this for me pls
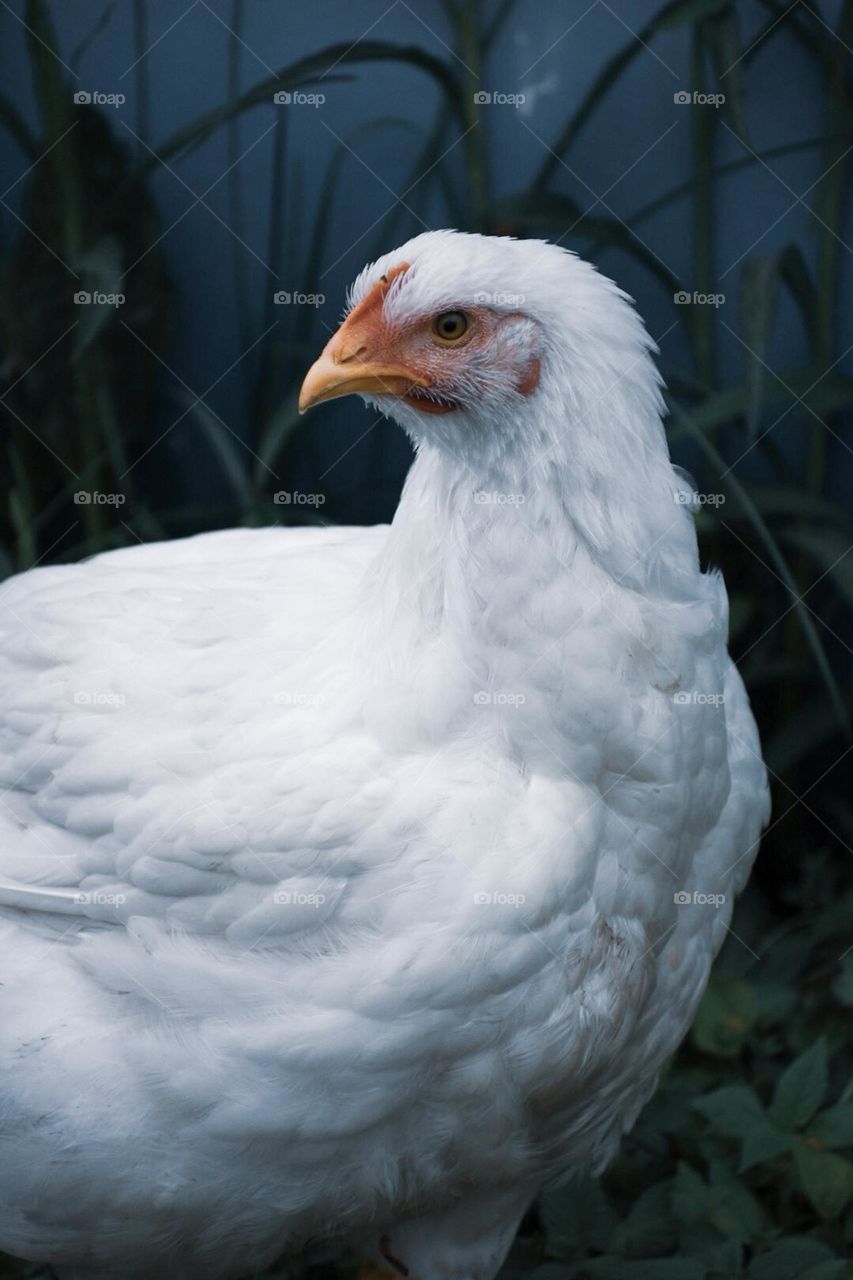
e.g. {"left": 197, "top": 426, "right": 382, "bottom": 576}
{"left": 703, "top": 6, "right": 750, "bottom": 144}
{"left": 740, "top": 254, "right": 781, "bottom": 441}
{"left": 0, "top": 90, "right": 39, "bottom": 157}
{"left": 495, "top": 191, "right": 683, "bottom": 296}
{"left": 668, "top": 373, "right": 853, "bottom": 436}
{"left": 531, "top": 0, "right": 727, "bottom": 192}
{"left": 254, "top": 389, "right": 302, "bottom": 482}
{"left": 227, "top": 0, "right": 252, "bottom": 394}
{"left": 71, "top": 1, "right": 117, "bottom": 73}
{"left": 178, "top": 392, "right": 255, "bottom": 512}
{"left": 779, "top": 527, "right": 853, "bottom": 615}
{"left": 145, "top": 42, "right": 464, "bottom": 172}
{"left": 672, "top": 401, "right": 852, "bottom": 736}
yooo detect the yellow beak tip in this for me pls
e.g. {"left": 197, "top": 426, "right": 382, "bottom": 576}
{"left": 297, "top": 358, "right": 424, "bottom": 415}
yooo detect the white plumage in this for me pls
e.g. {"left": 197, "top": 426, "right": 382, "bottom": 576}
{"left": 0, "top": 231, "right": 768, "bottom": 1280}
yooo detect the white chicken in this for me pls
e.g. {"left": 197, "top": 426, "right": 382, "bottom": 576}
{"left": 0, "top": 231, "right": 768, "bottom": 1280}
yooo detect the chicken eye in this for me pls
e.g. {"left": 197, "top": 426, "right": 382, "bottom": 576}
{"left": 432, "top": 311, "right": 469, "bottom": 342}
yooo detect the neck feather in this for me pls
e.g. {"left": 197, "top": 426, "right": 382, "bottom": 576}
{"left": 368, "top": 369, "right": 701, "bottom": 644}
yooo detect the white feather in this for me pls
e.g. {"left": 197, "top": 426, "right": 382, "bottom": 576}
{"left": 0, "top": 231, "right": 768, "bottom": 1280}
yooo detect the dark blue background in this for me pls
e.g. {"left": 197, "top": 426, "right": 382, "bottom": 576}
{"left": 1, "top": 0, "right": 848, "bottom": 523}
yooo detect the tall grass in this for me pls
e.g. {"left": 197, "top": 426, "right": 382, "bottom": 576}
{"left": 0, "top": 1, "right": 851, "bottom": 1276}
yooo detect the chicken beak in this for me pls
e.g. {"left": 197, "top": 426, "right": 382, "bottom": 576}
{"left": 298, "top": 261, "right": 426, "bottom": 414}
{"left": 298, "top": 348, "right": 426, "bottom": 414}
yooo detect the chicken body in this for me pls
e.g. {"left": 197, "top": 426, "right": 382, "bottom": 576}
{"left": 0, "top": 233, "right": 768, "bottom": 1279}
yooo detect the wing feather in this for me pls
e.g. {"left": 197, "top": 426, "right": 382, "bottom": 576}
{"left": 0, "top": 525, "right": 387, "bottom": 941}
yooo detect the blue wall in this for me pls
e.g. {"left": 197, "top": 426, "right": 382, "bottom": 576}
{"left": 1, "top": 0, "right": 849, "bottom": 524}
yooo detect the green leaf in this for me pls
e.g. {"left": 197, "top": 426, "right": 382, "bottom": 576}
{"left": 771, "top": 1038, "right": 829, "bottom": 1129}
{"left": 799, "top": 1264, "right": 848, "bottom": 1280}
{"left": 524, "top": 1267, "right": 581, "bottom": 1280}
{"left": 539, "top": 1175, "right": 617, "bottom": 1258}
{"left": 584, "top": 1259, "right": 707, "bottom": 1280}
{"left": 692, "top": 976, "right": 756, "bottom": 1057}
{"left": 671, "top": 1162, "right": 710, "bottom": 1225}
{"left": 699, "top": 1239, "right": 744, "bottom": 1275}
{"left": 809, "top": 1104, "right": 853, "bottom": 1151}
{"left": 707, "top": 1162, "right": 763, "bottom": 1240}
{"left": 832, "top": 955, "right": 853, "bottom": 1007}
{"left": 747, "top": 1236, "right": 840, "bottom": 1280}
{"left": 611, "top": 1183, "right": 675, "bottom": 1259}
{"left": 739, "top": 1120, "right": 793, "bottom": 1171}
{"left": 794, "top": 1142, "right": 853, "bottom": 1218}
{"left": 750, "top": 980, "right": 799, "bottom": 1027}
{"left": 693, "top": 1084, "right": 764, "bottom": 1138}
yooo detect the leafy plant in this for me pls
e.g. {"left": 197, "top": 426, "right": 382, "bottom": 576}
{"left": 502, "top": 876, "right": 853, "bottom": 1277}
{"left": 0, "top": 0, "right": 175, "bottom": 568}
